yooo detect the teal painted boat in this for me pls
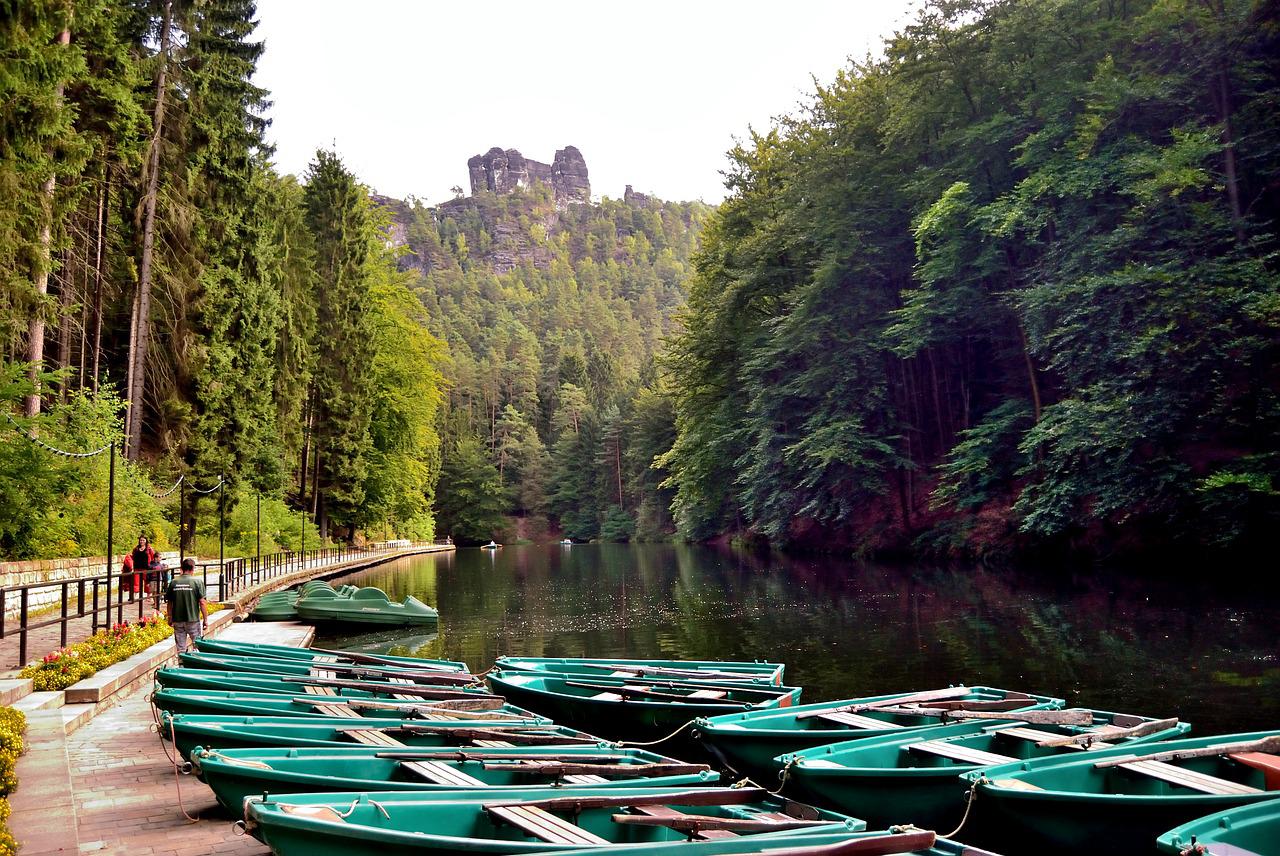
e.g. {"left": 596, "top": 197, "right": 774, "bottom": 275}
{"left": 488, "top": 671, "right": 803, "bottom": 742}
{"left": 295, "top": 586, "right": 439, "bottom": 626}
{"left": 154, "top": 668, "right": 537, "bottom": 712}
{"left": 193, "top": 638, "right": 468, "bottom": 672}
{"left": 526, "top": 829, "right": 1001, "bottom": 856}
{"left": 780, "top": 709, "right": 1191, "bottom": 831}
{"left": 958, "top": 731, "right": 1280, "bottom": 855}
{"left": 177, "top": 651, "right": 475, "bottom": 683}
{"left": 1158, "top": 796, "right": 1280, "bottom": 855}
{"left": 495, "top": 657, "right": 785, "bottom": 686}
{"left": 243, "top": 786, "right": 864, "bottom": 856}
{"left": 161, "top": 713, "right": 606, "bottom": 762}
{"left": 250, "top": 583, "right": 359, "bottom": 621}
{"left": 191, "top": 744, "right": 721, "bottom": 812}
{"left": 153, "top": 687, "right": 503, "bottom": 719}
{"left": 694, "top": 686, "right": 1064, "bottom": 780}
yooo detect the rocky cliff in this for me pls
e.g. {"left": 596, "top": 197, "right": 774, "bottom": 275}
{"left": 467, "top": 145, "right": 590, "bottom": 204}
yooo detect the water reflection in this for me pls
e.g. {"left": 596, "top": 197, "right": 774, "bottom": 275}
{"left": 320, "top": 544, "right": 1279, "bottom": 735}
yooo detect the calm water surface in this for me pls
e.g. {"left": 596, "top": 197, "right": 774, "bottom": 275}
{"left": 319, "top": 544, "right": 1279, "bottom": 736}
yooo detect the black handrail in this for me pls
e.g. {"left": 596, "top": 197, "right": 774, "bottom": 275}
{"left": 0, "top": 542, "right": 442, "bottom": 667}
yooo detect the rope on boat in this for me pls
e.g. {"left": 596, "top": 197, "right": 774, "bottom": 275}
{"left": 770, "top": 757, "right": 798, "bottom": 796}
{"left": 168, "top": 715, "right": 202, "bottom": 823}
{"left": 611, "top": 718, "right": 697, "bottom": 748}
{"left": 940, "top": 777, "right": 985, "bottom": 839}
{"left": 333, "top": 798, "right": 392, "bottom": 819}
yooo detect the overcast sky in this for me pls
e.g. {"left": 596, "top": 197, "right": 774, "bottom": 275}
{"left": 253, "top": 1, "right": 917, "bottom": 205}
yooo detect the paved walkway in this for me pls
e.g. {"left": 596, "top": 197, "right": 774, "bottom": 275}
{"left": 67, "top": 681, "right": 269, "bottom": 856}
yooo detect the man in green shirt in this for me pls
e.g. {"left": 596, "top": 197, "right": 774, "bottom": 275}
{"left": 165, "top": 558, "right": 208, "bottom": 652}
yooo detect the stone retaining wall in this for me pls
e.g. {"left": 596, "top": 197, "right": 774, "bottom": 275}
{"left": 0, "top": 551, "right": 181, "bottom": 616}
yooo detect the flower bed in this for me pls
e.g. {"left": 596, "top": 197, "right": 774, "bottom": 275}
{"left": 19, "top": 616, "right": 172, "bottom": 692}
{"left": 0, "top": 706, "right": 25, "bottom": 856}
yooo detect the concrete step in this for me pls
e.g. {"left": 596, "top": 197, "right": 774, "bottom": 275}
{"left": 13, "top": 690, "right": 64, "bottom": 712}
{"left": 0, "top": 677, "right": 33, "bottom": 706}
{"left": 61, "top": 702, "right": 96, "bottom": 733}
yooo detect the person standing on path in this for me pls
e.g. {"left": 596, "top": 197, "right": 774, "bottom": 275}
{"left": 130, "top": 535, "right": 157, "bottom": 594}
{"left": 164, "top": 558, "right": 208, "bottom": 652}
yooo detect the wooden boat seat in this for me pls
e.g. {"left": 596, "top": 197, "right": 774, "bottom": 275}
{"left": 1116, "top": 760, "right": 1263, "bottom": 795}
{"left": 630, "top": 805, "right": 737, "bottom": 840}
{"left": 591, "top": 692, "right": 625, "bottom": 701}
{"left": 472, "top": 739, "right": 515, "bottom": 748}
{"left": 344, "top": 729, "right": 406, "bottom": 747}
{"left": 989, "top": 778, "right": 1043, "bottom": 791}
{"left": 906, "top": 740, "right": 1016, "bottom": 767}
{"left": 1229, "top": 753, "right": 1280, "bottom": 790}
{"left": 562, "top": 774, "right": 609, "bottom": 784}
{"left": 400, "top": 760, "right": 487, "bottom": 787}
{"left": 610, "top": 671, "right": 639, "bottom": 677}
{"left": 819, "top": 712, "right": 902, "bottom": 730}
{"left": 485, "top": 805, "right": 609, "bottom": 845}
{"left": 313, "top": 702, "right": 361, "bottom": 718}
{"left": 280, "top": 804, "right": 349, "bottom": 823}
{"left": 388, "top": 676, "right": 422, "bottom": 701}
{"left": 309, "top": 668, "right": 338, "bottom": 680}
{"left": 303, "top": 685, "right": 339, "bottom": 697}
{"left": 686, "top": 690, "right": 728, "bottom": 699}
{"left": 996, "top": 726, "right": 1114, "bottom": 751}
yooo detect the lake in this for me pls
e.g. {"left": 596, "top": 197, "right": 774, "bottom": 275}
{"left": 319, "top": 543, "right": 1279, "bottom": 736}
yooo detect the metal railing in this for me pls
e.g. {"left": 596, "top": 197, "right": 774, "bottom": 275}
{"left": 0, "top": 541, "right": 448, "bottom": 666}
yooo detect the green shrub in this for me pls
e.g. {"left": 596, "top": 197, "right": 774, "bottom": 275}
{"left": 19, "top": 616, "right": 172, "bottom": 691}
{"left": 0, "top": 705, "right": 25, "bottom": 856}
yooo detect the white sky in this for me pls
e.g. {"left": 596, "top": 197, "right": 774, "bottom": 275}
{"left": 253, "top": 1, "right": 917, "bottom": 205}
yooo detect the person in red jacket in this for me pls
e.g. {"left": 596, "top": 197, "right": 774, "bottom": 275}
{"left": 120, "top": 552, "right": 138, "bottom": 595}
{"left": 130, "top": 536, "right": 157, "bottom": 595}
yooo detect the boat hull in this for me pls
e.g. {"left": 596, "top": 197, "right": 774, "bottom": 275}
{"left": 1157, "top": 798, "right": 1280, "bottom": 855}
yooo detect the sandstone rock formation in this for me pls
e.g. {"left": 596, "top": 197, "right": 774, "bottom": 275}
{"left": 467, "top": 146, "right": 590, "bottom": 203}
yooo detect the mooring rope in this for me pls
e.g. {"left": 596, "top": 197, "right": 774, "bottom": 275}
{"left": 168, "top": 715, "right": 202, "bottom": 823}
{"left": 611, "top": 718, "right": 696, "bottom": 748}
{"left": 941, "top": 778, "right": 984, "bottom": 839}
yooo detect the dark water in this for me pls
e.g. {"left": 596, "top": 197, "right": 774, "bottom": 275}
{"left": 319, "top": 543, "right": 1279, "bottom": 736}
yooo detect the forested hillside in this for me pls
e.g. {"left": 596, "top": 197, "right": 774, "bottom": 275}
{"left": 0, "top": 1, "right": 445, "bottom": 558}
{"left": 378, "top": 183, "right": 708, "bottom": 543}
{"left": 663, "top": 0, "right": 1280, "bottom": 557}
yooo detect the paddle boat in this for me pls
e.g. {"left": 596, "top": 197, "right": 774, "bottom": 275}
{"left": 193, "top": 637, "right": 468, "bottom": 672}
{"left": 191, "top": 744, "right": 721, "bottom": 811}
{"left": 958, "top": 731, "right": 1280, "bottom": 855}
{"left": 560, "top": 539, "right": 574, "bottom": 546}
{"left": 241, "top": 785, "right": 864, "bottom": 856}
{"left": 495, "top": 657, "right": 786, "bottom": 686}
{"left": 295, "top": 586, "right": 439, "bottom": 626}
{"left": 488, "top": 670, "right": 803, "bottom": 742}
{"left": 779, "top": 708, "right": 1190, "bottom": 831}
{"left": 1157, "top": 797, "right": 1280, "bottom": 855}
{"left": 161, "top": 712, "right": 607, "bottom": 762}
{"left": 152, "top": 687, "right": 505, "bottom": 719}
{"left": 694, "top": 686, "right": 1063, "bottom": 779}
{"left": 250, "top": 583, "right": 359, "bottom": 621}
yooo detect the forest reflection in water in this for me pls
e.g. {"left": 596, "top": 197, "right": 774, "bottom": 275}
{"left": 319, "top": 543, "right": 1278, "bottom": 735}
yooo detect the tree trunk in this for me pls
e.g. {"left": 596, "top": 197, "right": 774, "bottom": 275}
{"left": 126, "top": 0, "right": 173, "bottom": 460}
{"left": 24, "top": 25, "right": 72, "bottom": 418}
{"left": 1214, "top": 69, "right": 1246, "bottom": 244}
{"left": 1017, "top": 322, "right": 1043, "bottom": 423}
{"left": 90, "top": 169, "right": 108, "bottom": 395}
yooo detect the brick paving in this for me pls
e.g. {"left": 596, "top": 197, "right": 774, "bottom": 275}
{"left": 66, "top": 683, "right": 268, "bottom": 856}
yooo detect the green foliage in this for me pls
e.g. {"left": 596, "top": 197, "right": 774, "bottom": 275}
{"left": 434, "top": 432, "right": 506, "bottom": 544}
{"left": 0, "top": 706, "right": 24, "bottom": 796}
{"left": 599, "top": 505, "right": 636, "bottom": 542}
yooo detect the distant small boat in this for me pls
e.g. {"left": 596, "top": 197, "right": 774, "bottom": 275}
{"left": 560, "top": 539, "right": 574, "bottom": 545}
{"left": 483, "top": 541, "right": 501, "bottom": 549}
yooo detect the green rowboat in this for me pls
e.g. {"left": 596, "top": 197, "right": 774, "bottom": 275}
{"left": 242, "top": 786, "right": 863, "bottom": 856}
{"left": 526, "top": 829, "right": 1000, "bottom": 856}
{"left": 959, "top": 730, "right": 1280, "bottom": 855}
{"left": 191, "top": 744, "right": 721, "bottom": 812}
{"left": 488, "top": 671, "right": 803, "bottom": 742}
{"left": 177, "top": 651, "right": 475, "bottom": 682}
{"left": 694, "top": 686, "right": 1063, "bottom": 779}
{"left": 161, "top": 713, "right": 606, "bottom": 762}
{"left": 780, "top": 709, "right": 1190, "bottom": 831}
{"left": 495, "top": 657, "right": 785, "bottom": 686}
{"left": 1157, "top": 796, "right": 1280, "bottom": 855}
{"left": 295, "top": 586, "right": 439, "bottom": 626}
{"left": 153, "top": 687, "right": 503, "bottom": 719}
{"left": 193, "top": 637, "right": 468, "bottom": 672}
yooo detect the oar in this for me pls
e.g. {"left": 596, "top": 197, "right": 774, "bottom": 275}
{"left": 301, "top": 662, "right": 479, "bottom": 685}
{"left": 314, "top": 698, "right": 529, "bottom": 719}
{"left": 373, "top": 752, "right": 639, "bottom": 762}
{"left": 562, "top": 678, "right": 790, "bottom": 698}
{"left": 581, "top": 663, "right": 773, "bottom": 682}
{"left": 1034, "top": 717, "right": 1181, "bottom": 748}
{"left": 748, "top": 831, "right": 938, "bottom": 856}
{"left": 563, "top": 681, "right": 772, "bottom": 704}
{"left": 389, "top": 725, "right": 604, "bottom": 745}
{"left": 308, "top": 647, "right": 463, "bottom": 671}
{"left": 280, "top": 677, "right": 492, "bottom": 700}
{"left": 1093, "top": 735, "right": 1280, "bottom": 768}
{"left": 875, "top": 706, "right": 1094, "bottom": 725}
{"left": 610, "top": 814, "right": 835, "bottom": 833}
{"left": 794, "top": 687, "right": 970, "bottom": 720}
{"left": 483, "top": 788, "right": 769, "bottom": 811}
{"left": 493, "top": 761, "right": 710, "bottom": 777}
